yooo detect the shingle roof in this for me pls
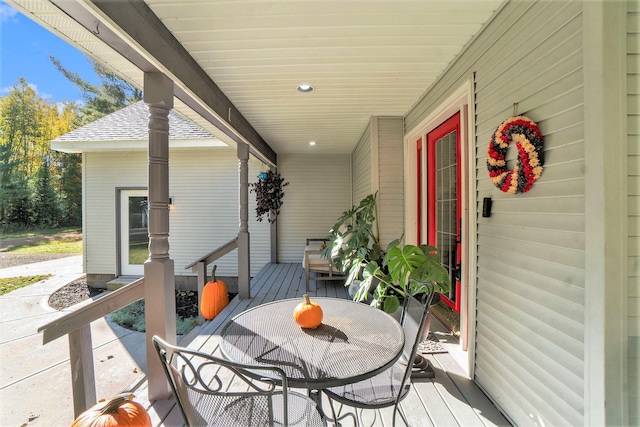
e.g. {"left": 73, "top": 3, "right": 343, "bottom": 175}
{"left": 53, "top": 101, "right": 216, "bottom": 142}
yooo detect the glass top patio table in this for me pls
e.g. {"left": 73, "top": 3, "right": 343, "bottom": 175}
{"left": 219, "top": 297, "right": 404, "bottom": 389}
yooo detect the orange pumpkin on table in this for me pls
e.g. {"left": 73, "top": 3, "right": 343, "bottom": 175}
{"left": 70, "top": 393, "right": 151, "bottom": 427}
{"left": 294, "top": 294, "right": 323, "bottom": 329}
{"left": 200, "top": 265, "right": 229, "bottom": 320}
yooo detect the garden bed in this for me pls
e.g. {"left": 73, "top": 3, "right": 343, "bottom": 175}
{"left": 48, "top": 279, "right": 236, "bottom": 335}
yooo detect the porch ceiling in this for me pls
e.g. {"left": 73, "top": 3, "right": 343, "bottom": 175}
{"left": 9, "top": 0, "right": 504, "bottom": 158}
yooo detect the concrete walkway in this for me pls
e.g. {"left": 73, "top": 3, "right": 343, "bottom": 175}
{"left": 0, "top": 256, "right": 147, "bottom": 426}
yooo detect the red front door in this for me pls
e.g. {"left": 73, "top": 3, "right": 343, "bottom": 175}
{"left": 426, "top": 113, "right": 461, "bottom": 313}
{"left": 416, "top": 138, "right": 423, "bottom": 244}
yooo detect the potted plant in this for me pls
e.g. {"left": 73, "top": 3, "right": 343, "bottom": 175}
{"left": 320, "top": 193, "right": 384, "bottom": 285}
{"left": 352, "top": 239, "right": 451, "bottom": 315}
{"left": 249, "top": 170, "right": 289, "bottom": 224}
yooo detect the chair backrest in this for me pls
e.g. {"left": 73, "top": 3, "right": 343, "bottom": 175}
{"left": 398, "top": 285, "right": 436, "bottom": 390}
{"left": 152, "top": 336, "right": 290, "bottom": 426}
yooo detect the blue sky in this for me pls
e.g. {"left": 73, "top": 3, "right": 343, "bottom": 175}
{"left": 0, "top": 1, "right": 101, "bottom": 104}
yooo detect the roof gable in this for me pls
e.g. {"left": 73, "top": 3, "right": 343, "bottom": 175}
{"left": 52, "top": 101, "right": 226, "bottom": 152}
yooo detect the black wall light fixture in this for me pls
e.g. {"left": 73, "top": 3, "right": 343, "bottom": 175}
{"left": 482, "top": 197, "right": 492, "bottom": 218}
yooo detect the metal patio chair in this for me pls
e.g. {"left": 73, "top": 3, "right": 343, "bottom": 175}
{"left": 322, "top": 286, "right": 436, "bottom": 426}
{"left": 152, "top": 336, "right": 326, "bottom": 427}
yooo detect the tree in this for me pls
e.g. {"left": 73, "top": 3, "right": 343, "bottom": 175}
{"left": 58, "top": 152, "right": 82, "bottom": 226}
{"left": 31, "top": 157, "right": 60, "bottom": 227}
{"left": 50, "top": 55, "right": 142, "bottom": 123}
{"left": 0, "top": 79, "right": 79, "bottom": 230}
{"left": 0, "top": 79, "right": 40, "bottom": 227}
{"left": 51, "top": 102, "right": 83, "bottom": 226}
{"left": 0, "top": 79, "right": 40, "bottom": 178}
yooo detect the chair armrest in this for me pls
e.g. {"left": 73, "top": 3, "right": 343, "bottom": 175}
{"left": 303, "top": 249, "right": 323, "bottom": 270}
{"left": 306, "top": 238, "right": 328, "bottom": 245}
{"left": 304, "top": 248, "right": 344, "bottom": 275}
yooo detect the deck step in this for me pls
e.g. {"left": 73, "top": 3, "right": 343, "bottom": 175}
{"left": 106, "top": 275, "right": 142, "bottom": 290}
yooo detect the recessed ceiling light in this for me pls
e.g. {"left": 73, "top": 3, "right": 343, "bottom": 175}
{"left": 297, "top": 84, "right": 314, "bottom": 93}
{"left": 309, "top": 141, "right": 316, "bottom": 146}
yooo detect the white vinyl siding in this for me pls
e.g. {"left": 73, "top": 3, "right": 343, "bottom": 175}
{"left": 84, "top": 151, "right": 146, "bottom": 275}
{"left": 406, "top": 1, "right": 586, "bottom": 425}
{"left": 628, "top": 0, "right": 640, "bottom": 424}
{"left": 277, "top": 155, "right": 351, "bottom": 263}
{"left": 83, "top": 148, "right": 270, "bottom": 278}
{"left": 377, "top": 117, "right": 405, "bottom": 247}
{"left": 168, "top": 149, "right": 271, "bottom": 277}
{"left": 350, "top": 117, "right": 404, "bottom": 247}
{"left": 352, "top": 123, "right": 372, "bottom": 204}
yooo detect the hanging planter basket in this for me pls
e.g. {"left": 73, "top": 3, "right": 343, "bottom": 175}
{"left": 250, "top": 170, "right": 289, "bottom": 223}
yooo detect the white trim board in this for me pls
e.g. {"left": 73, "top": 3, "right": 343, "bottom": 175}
{"left": 403, "top": 76, "right": 477, "bottom": 378}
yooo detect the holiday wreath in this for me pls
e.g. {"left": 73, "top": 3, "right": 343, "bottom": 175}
{"left": 486, "top": 115, "right": 544, "bottom": 194}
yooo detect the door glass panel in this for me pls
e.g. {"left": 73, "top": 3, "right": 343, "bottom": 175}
{"left": 427, "top": 112, "right": 461, "bottom": 313}
{"left": 435, "top": 131, "right": 458, "bottom": 302}
{"left": 128, "top": 196, "right": 148, "bottom": 265}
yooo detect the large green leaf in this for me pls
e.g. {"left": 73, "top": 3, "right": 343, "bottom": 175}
{"left": 385, "top": 243, "right": 451, "bottom": 295}
{"left": 383, "top": 295, "right": 400, "bottom": 314}
{"left": 386, "top": 244, "right": 426, "bottom": 286}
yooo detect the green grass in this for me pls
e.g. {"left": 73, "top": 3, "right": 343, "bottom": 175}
{"left": 8, "top": 238, "right": 83, "bottom": 254}
{"left": 129, "top": 243, "right": 149, "bottom": 264}
{"left": 0, "top": 275, "right": 53, "bottom": 296}
{"left": 2, "top": 227, "right": 81, "bottom": 239}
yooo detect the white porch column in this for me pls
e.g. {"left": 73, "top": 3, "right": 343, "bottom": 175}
{"left": 270, "top": 212, "right": 277, "bottom": 264}
{"left": 583, "top": 1, "right": 628, "bottom": 425}
{"left": 269, "top": 168, "right": 278, "bottom": 263}
{"left": 238, "top": 142, "right": 251, "bottom": 299}
{"left": 143, "top": 72, "right": 176, "bottom": 401}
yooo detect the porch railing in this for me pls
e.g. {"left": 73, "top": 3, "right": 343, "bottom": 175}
{"left": 185, "top": 236, "right": 238, "bottom": 324}
{"left": 37, "top": 278, "right": 145, "bottom": 417}
{"left": 36, "top": 237, "right": 241, "bottom": 418}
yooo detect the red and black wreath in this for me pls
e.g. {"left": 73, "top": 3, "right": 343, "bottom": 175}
{"left": 487, "top": 116, "right": 544, "bottom": 194}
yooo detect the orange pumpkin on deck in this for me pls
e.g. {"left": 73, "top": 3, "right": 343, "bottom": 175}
{"left": 71, "top": 393, "right": 151, "bottom": 427}
{"left": 200, "top": 265, "right": 229, "bottom": 320}
{"left": 293, "top": 294, "right": 323, "bottom": 329}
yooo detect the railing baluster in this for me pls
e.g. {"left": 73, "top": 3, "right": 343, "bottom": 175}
{"left": 68, "top": 324, "right": 96, "bottom": 417}
{"left": 196, "top": 261, "right": 206, "bottom": 324}
{"left": 185, "top": 236, "right": 240, "bottom": 324}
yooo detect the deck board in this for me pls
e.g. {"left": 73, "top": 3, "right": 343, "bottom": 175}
{"left": 132, "top": 262, "right": 509, "bottom": 426}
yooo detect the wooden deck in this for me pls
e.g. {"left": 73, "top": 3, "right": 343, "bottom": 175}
{"left": 131, "top": 262, "right": 511, "bottom": 426}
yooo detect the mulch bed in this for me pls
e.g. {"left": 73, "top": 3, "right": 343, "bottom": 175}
{"left": 48, "top": 277, "right": 201, "bottom": 320}
{"left": 48, "top": 278, "right": 105, "bottom": 310}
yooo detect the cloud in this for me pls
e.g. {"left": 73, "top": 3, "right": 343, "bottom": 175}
{"left": 2, "top": 81, "right": 53, "bottom": 100}
{"left": 27, "top": 82, "right": 40, "bottom": 94}
{"left": 55, "top": 100, "right": 84, "bottom": 114}
{"left": 0, "top": 3, "right": 19, "bottom": 22}
{"left": 24, "top": 83, "right": 56, "bottom": 100}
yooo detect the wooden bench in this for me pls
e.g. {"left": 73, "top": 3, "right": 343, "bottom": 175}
{"left": 302, "top": 238, "right": 347, "bottom": 292}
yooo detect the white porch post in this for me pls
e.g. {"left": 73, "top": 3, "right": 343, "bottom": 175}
{"left": 143, "top": 72, "right": 176, "bottom": 400}
{"left": 269, "top": 167, "right": 278, "bottom": 263}
{"left": 238, "top": 142, "right": 251, "bottom": 299}
{"left": 270, "top": 212, "right": 277, "bottom": 264}
{"left": 583, "top": 1, "right": 628, "bottom": 425}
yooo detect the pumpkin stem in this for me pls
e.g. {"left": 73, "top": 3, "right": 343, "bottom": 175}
{"left": 100, "top": 393, "right": 134, "bottom": 415}
{"left": 303, "top": 294, "right": 311, "bottom": 304}
{"left": 211, "top": 265, "right": 217, "bottom": 283}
